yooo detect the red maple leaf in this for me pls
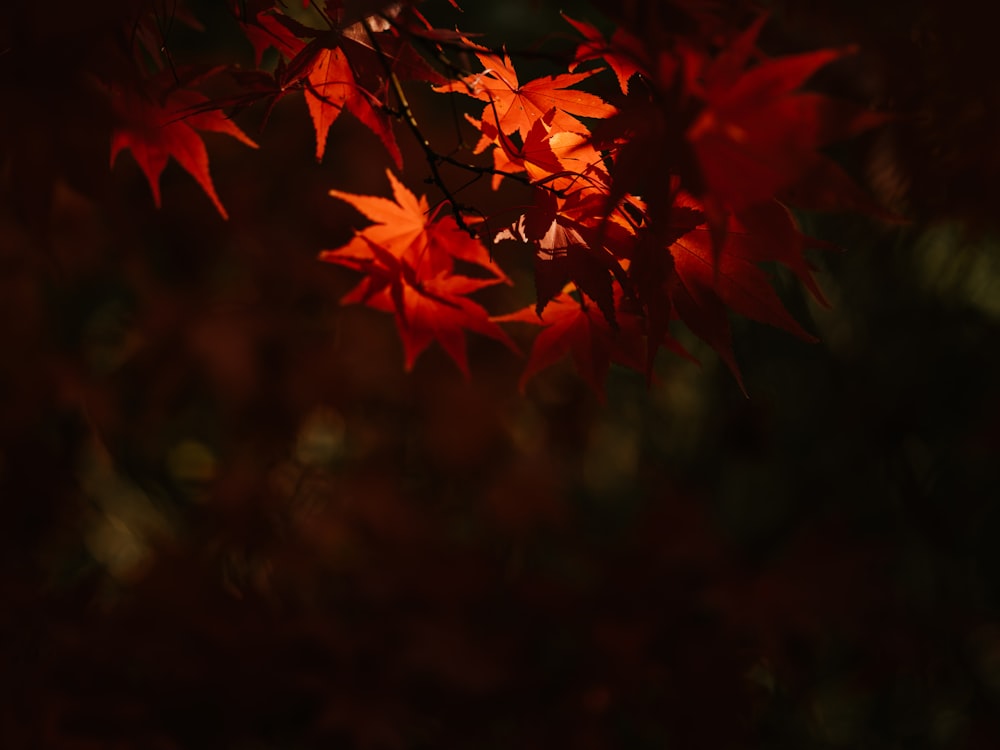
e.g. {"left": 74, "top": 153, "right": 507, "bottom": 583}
{"left": 563, "top": 14, "right": 647, "bottom": 94}
{"left": 619, "top": 192, "right": 827, "bottom": 390}
{"left": 469, "top": 106, "right": 610, "bottom": 192}
{"left": 497, "top": 201, "right": 625, "bottom": 328}
{"left": 433, "top": 42, "right": 617, "bottom": 139}
{"left": 320, "top": 170, "right": 515, "bottom": 374}
{"left": 232, "top": 10, "right": 403, "bottom": 166}
{"left": 651, "top": 194, "right": 823, "bottom": 389}
{"left": 241, "top": 9, "right": 302, "bottom": 65}
{"left": 668, "top": 192, "right": 824, "bottom": 338}
{"left": 686, "top": 20, "right": 889, "bottom": 213}
{"left": 494, "top": 288, "right": 648, "bottom": 399}
{"left": 321, "top": 170, "right": 510, "bottom": 283}
{"left": 359, "top": 271, "right": 517, "bottom": 376}
{"left": 305, "top": 45, "right": 402, "bottom": 166}
{"left": 110, "top": 75, "right": 258, "bottom": 219}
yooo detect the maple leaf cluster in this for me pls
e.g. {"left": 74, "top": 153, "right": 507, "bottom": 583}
{"left": 94, "top": 0, "right": 889, "bottom": 396}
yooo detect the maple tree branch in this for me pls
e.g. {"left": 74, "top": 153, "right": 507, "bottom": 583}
{"left": 363, "top": 17, "right": 568, "bottom": 237}
{"left": 360, "top": 20, "right": 474, "bottom": 233}
{"left": 382, "top": 13, "right": 581, "bottom": 75}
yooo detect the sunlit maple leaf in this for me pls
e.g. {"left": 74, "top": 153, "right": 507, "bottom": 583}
{"left": 518, "top": 108, "right": 610, "bottom": 188}
{"left": 306, "top": 45, "right": 402, "bottom": 166}
{"left": 471, "top": 107, "right": 610, "bottom": 192}
{"left": 110, "top": 76, "right": 258, "bottom": 219}
{"left": 463, "top": 114, "right": 522, "bottom": 190}
{"left": 433, "top": 43, "right": 617, "bottom": 139}
{"left": 232, "top": 11, "right": 403, "bottom": 166}
{"left": 321, "top": 169, "right": 509, "bottom": 283}
{"left": 498, "top": 206, "right": 622, "bottom": 327}
{"left": 327, "top": 238, "right": 516, "bottom": 376}
{"left": 320, "top": 170, "right": 515, "bottom": 375}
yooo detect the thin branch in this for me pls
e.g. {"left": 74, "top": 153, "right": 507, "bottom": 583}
{"left": 362, "top": 17, "right": 565, "bottom": 234}
{"left": 363, "top": 20, "right": 480, "bottom": 233}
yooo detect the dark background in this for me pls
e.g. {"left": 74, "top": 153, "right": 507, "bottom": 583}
{"left": 2, "top": 0, "right": 1000, "bottom": 747}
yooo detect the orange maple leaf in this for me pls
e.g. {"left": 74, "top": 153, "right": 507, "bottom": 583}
{"left": 468, "top": 107, "right": 609, "bottom": 191}
{"left": 321, "top": 170, "right": 509, "bottom": 283}
{"left": 306, "top": 46, "right": 402, "bottom": 166}
{"left": 237, "top": 13, "right": 402, "bottom": 166}
{"left": 320, "top": 170, "right": 515, "bottom": 375}
{"left": 433, "top": 44, "right": 617, "bottom": 139}
{"left": 111, "top": 79, "right": 258, "bottom": 219}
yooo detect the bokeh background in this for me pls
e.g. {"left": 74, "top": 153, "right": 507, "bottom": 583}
{"left": 3, "top": 0, "right": 1000, "bottom": 747}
